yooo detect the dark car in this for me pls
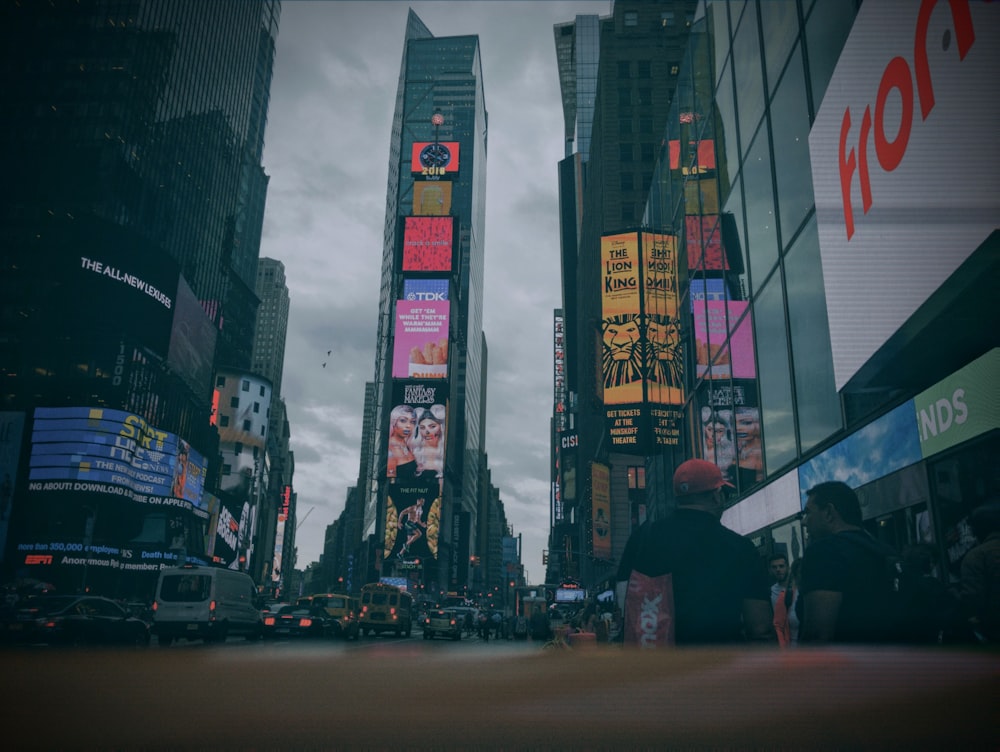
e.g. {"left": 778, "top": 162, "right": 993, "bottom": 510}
{"left": 422, "top": 609, "right": 461, "bottom": 641}
{"left": 0, "top": 595, "right": 150, "bottom": 647}
{"left": 262, "top": 605, "right": 332, "bottom": 639}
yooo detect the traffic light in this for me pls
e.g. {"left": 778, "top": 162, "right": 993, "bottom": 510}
{"left": 542, "top": 551, "right": 549, "bottom": 565}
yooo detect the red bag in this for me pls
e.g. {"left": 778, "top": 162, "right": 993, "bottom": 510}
{"left": 623, "top": 570, "right": 675, "bottom": 648}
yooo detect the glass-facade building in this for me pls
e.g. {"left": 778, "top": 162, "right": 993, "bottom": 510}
{"left": 0, "top": 0, "right": 280, "bottom": 598}
{"left": 639, "top": 0, "right": 998, "bottom": 582}
{"left": 365, "top": 10, "right": 488, "bottom": 594}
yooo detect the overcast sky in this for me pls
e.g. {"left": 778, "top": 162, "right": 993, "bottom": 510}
{"left": 259, "top": 1, "right": 610, "bottom": 584}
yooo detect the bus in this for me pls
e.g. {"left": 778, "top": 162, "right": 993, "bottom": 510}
{"left": 358, "top": 582, "right": 413, "bottom": 637}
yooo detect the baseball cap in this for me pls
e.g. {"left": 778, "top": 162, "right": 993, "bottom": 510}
{"left": 673, "top": 459, "right": 733, "bottom": 496}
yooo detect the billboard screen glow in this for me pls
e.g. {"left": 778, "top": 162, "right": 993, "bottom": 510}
{"left": 402, "top": 216, "right": 454, "bottom": 272}
{"left": 393, "top": 300, "right": 449, "bottom": 379}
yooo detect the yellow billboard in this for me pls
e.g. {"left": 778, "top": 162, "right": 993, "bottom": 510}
{"left": 600, "top": 232, "right": 643, "bottom": 406}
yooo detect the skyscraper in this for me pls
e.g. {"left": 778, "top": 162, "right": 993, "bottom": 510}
{"left": 0, "top": 0, "right": 280, "bottom": 597}
{"left": 364, "top": 10, "right": 488, "bottom": 595}
{"left": 551, "top": 1, "right": 697, "bottom": 588}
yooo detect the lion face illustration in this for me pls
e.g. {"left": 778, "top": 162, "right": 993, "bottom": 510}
{"left": 602, "top": 314, "right": 642, "bottom": 388}
{"left": 645, "top": 314, "right": 682, "bottom": 387}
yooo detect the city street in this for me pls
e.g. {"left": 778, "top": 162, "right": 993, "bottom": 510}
{"left": 4, "top": 639, "right": 997, "bottom": 749}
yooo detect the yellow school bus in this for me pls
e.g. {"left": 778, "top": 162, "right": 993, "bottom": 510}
{"left": 358, "top": 582, "right": 412, "bottom": 637}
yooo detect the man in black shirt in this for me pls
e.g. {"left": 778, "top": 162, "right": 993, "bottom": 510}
{"left": 617, "top": 459, "right": 774, "bottom": 645}
{"left": 799, "top": 481, "right": 897, "bottom": 643}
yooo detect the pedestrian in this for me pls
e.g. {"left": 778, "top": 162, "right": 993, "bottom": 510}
{"left": 769, "top": 553, "right": 801, "bottom": 647}
{"left": 798, "top": 481, "right": 900, "bottom": 643}
{"left": 957, "top": 501, "right": 1000, "bottom": 644}
{"left": 616, "top": 459, "right": 775, "bottom": 645}
{"left": 896, "top": 543, "right": 958, "bottom": 644}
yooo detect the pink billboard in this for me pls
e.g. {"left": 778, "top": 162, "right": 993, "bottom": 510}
{"left": 693, "top": 300, "right": 756, "bottom": 380}
{"left": 393, "top": 300, "right": 449, "bottom": 379}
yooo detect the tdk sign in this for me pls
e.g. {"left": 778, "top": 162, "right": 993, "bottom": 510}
{"left": 406, "top": 291, "right": 447, "bottom": 301}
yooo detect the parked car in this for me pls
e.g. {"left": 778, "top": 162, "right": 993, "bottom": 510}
{"left": 0, "top": 595, "right": 150, "bottom": 647}
{"left": 422, "top": 609, "right": 462, "bottom": 641}
{"left": 262, "top": 605, "right": 333, "bottom": 639}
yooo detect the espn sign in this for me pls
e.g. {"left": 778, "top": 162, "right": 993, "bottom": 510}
{"left": 809, "top": 0, "right": 999, "bottom": 391}
{"left": 25, "top": 554, "right": 53, "bottom": 565}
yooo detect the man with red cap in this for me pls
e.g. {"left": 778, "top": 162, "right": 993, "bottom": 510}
{"left": 616, "top": 459, "right": 774, "bottom": 645}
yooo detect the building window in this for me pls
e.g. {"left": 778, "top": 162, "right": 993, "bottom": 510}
{"left": 621, "top": 203, "right": 636, "bottom": 223}
{"left": 243, "top": 419, "right": 252, "bottom": 431}
{"left": 628, "top": 466, "right": 646, "bottom": 489}
{"left": 640, "top": 143, "right": 655, "bottom": 162}
{"left": 638, "top": 117, "right": 653, "bottom": 134}
{"left": 235, "top": 443, "right": 243, "bottom": 456}
{"left": 241, "top": 379, "right": 250, "bottom": 392}
{"left": 222, "top": 463, "right": 231, "bottom": 476}
{"left": 253, "top": 402, "right": 260, "bottom": 414}
{"left": 619, "top": 118, "right": 633, "bottom": 136}
{"left": 661, "top": 11, "right": 675, "bottom": 27}
{"left": 620, "top": 173, "right": 635, "bottom": 192}
{"left": 619, "top": 144, "right": 634, "bottom": 162}
{"left": 618, "top": 61, "right": 630, "bottom": 79}
{"left": 220, "top": 415, "right": 230, "bottom": 427}
{"left": 230, "top": 396, "right": 239, "bottom": 408}
{"left": 637, "top": 60, "right": 651, "bottom": 79}
{"left": 259, "top": 385, "right": 266, "bottom": 397}
{"left": 624, "top": 11, "right": 638, "bottom": 27}
{"left": 618, "top": 88, "right": 632, "bottom": 107}
{"left": 670, "top": 64, "right": 680, "bottom": 76}
{"left": 638, "top": 88, "right": 652, "bottom": 106}
{"left": 216, "top": 376, "right": 226, "bottom": 387}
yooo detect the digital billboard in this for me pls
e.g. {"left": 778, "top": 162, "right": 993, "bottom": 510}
{"left": 402, "top": 216, "right": 455, "bottom": 272}
{"left": 600, "top": 232, "right": 643, "bottom": 407}
{"left": 699, "top": 400, "right": 765, "bottom": 488}
{"left": 413, "top": 181, "right": 453, "bottom": 215}
{"left": 383, "top": 381, "right": 447, "bottom": 563}
{"left": 600, "top": 232, "right": 683, "bottom": 451}
{"left": 167, "top": 276, "right": 218, "bottom": 400}
{"left": 56, "top": 221, "right": 181, "bottom": 359}
{"left": 591, "top": 463, "right": 611, "bottom": 560}
{"left": 403, "top": 278, "right": 449, "bottom": 302}
{"left": 693, "top": 301, "right": 756, "bottom": 380}
{"left": 393, "top": 300, "right": 449, "bottom": 379}
{"left": 809, "top": 0, "right": 999, "bottom": 390}
{"left": 410, "top": 141, "right": 461, "bottom": 176}
{"left": 27, "top": 406, "right": 208, "bottom": 514}
{"left": 685, "top": 215, "right": 728, "bottom": 271}
{"left": 669, "top": 138, "right": 716, "bottom": 174}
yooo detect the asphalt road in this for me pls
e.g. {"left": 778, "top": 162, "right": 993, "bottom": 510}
{"left": 4, "top": 637, "right": 997, "bottom": 750}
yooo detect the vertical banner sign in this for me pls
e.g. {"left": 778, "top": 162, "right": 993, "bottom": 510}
{"left": 601, "top": 233, "right": 642, "bottom": 449}
{"left": 554, "top": 311, "right": 566, "bottom": 432}
{"left": 591, "top": 462, "right": 611, "bottom": 560}
{"left": 642, "top": 233, "right": 683, "bottom": 447}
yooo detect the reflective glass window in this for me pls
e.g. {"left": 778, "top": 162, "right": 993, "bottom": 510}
{"left": 721, "top": 174, "right": 748, "bottom": 298}
{"left": 731, "top": 4, "right": 765, "bottom": 150}
{"left": 770, "top": 45, "right": 813, "bottom": 243}
{"left": 714, "top": 61, "right": 738, "bottom": 202}
{"left": 783, "top": 216, "right": 841, "bottom": 452}
{"left": 754, "top": 276, "right": 796, "bottom": 474}
{"left": 742, "top": 130, "right": 778, "bottom": 288}
{"left": 759, "top": 0, "right": 800, "bottom": 96}
{"left": 806, "top": 0, "right": 858, "bottom": 114}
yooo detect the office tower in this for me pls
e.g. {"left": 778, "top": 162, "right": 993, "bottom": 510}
{"left": 551, "top": 1, "right": 697, "bottom": 588}
{"left": 251, "top": 257, "right": 293, "bottom": 592}
{"left": 0, "top": 0, "right": 280, "bottom": 597}
{"left": 252, "top": 259, "right": 290, "bottom": 397}
{"left": 364, "top": 10, "right": 488, "bottom": 595}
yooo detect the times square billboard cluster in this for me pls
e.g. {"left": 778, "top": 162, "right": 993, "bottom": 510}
{"left": 552, "top": 131, "right": 766, "bottom": 564}
{"left": 0, "top": 235, "right": 276, "bottom": 597}
{"left": 379, "top": 139, "right": 462, "bottom": 589}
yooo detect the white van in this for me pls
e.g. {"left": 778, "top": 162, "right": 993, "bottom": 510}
{"left": 152, "top": 565, "right": 262, "bottom": 646}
